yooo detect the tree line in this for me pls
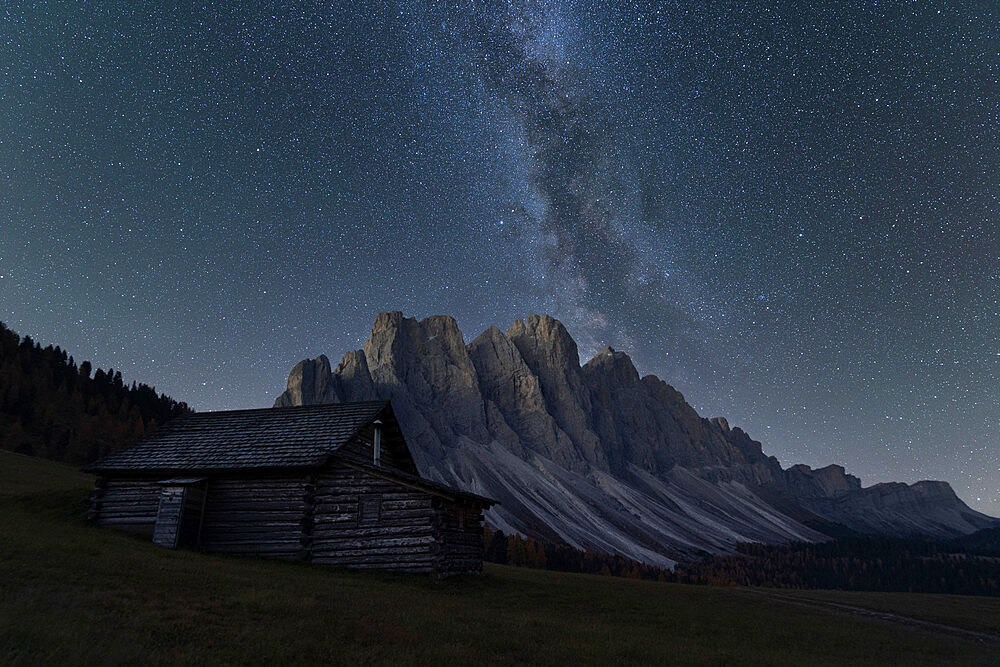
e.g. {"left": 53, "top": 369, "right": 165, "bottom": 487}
{"left": 484, "top": 525, "right": 673, "bottom": 581}
{"left": 672, "top": 532, "right": 1000, "bottom": 596}
{"left": 0, "top": 321, "right": 189, "bottom": 465}
{"left": 485, "top": 523, "right": 1000, "bottom": 596}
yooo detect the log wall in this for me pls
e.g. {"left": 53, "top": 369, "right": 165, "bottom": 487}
{"left": 91, "top": 460, "right": 488, "bottom": 576}
{"left": 198, "top": 477, "right": 308, "bottom": 560}
{"left": 433, "top": 499, "right": 487, "bottom": 576}
{"left": 310, "top": 465, "right": 438, "bottom": 573}
{"left": 89, "top": 478, "right": 161, "bottom": 537}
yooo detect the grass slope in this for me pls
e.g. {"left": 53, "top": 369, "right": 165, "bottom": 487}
{"left": 2, "top": 451, "right": 999, "bottom": 666}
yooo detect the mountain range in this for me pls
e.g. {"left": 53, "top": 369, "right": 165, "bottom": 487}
{"left": 275, "top": 312, "right": 996, "bottom": 567}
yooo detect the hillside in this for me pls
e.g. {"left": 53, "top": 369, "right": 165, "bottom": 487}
{"left": 275, "top": 312, "right": 997, "bottom": 566}
{"left": 3, "top": 450, "right": 1000, "bottom": 665}
{"left": 0, "top": 322, "right": 189, "bottom": 465}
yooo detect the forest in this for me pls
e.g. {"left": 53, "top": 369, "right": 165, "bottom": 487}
{"left": 0, "top": 322, "right": 189, "bottom": 465}
{"left": 485, "top": 525, "right": 1000, "bottom": 596}
{"left": 670, "top": 531, "right": 1000, "bottom": 595}
{"left": 484, "top": 525, "right": 673, "bottom": 581}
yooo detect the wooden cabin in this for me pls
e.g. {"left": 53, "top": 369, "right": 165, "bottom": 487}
{"left": 85, "top": 401, "right": 495, "bottom": 576}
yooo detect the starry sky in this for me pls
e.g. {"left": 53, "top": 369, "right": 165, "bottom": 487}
{"left": 2, "top": 1, "right": 998, "bottom": 514}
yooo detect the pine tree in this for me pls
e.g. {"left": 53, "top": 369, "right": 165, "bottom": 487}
{"left": 0, "top": 321, "right": 190, "bottom": 465}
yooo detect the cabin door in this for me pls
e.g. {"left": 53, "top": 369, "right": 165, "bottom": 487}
{"left": 152, "top": 479, "right": 207, "bottom": 548}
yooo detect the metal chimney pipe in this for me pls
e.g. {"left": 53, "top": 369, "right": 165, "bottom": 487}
{"left": 372, "top": 419, "right": 382, "bottom": 466}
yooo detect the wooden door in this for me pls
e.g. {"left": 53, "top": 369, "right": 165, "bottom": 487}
{"left": 152, "top": 480, "right": 207, "bottom": 549}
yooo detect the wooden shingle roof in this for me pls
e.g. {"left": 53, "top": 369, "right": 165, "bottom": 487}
{"left": 86, "top": 401, "right": 389, "bottom": 473}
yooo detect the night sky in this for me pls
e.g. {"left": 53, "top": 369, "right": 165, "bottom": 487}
{"left": 2, "top": 2, "right": 998, "bottom": 514}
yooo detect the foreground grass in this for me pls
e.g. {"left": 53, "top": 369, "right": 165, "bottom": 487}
{"left": 2, "top": 451, "right": 998, "bottom": 666}
{"left": 778, "top": 587, "right": 1000, "bottom": 638}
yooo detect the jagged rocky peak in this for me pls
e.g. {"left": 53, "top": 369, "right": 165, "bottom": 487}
{"left": 786, "top": 463, "right": 862, "bottom": 498}
{"left": 274, "top": 311, "right": 997, "bottom": 562}
{"left": 466, "top": 326, "right": 544, "bottom": 410}
{"left": 500, "top": 315, "right": 606, "bottom": 471}
{"left": 467, "top": 326, "right": 522, "bottom": 381}
{"left": 371, "top": 309, "right": 405, "bottom": 332}
{"left": 365, "top": 313, "right": 477, "bottom": 392}
{"left": 369, "top": 310, "right": 460, "bottom": 335}
{"left": 274, "top": 354, "right": 336, "bottom": 407}
{"left": 362, "top": 312, "right": 488, "bottom": 450}
{"left": 583, "top": 346, "right": 640, "bottom": 385}
{"left": 366, "top": 311, "right": 469, "bottom": 371}
{"left": 333, "top": 349, "right": 375, "bottom": 400}
{"left": 507, "top": 314, "right": 582, "bottom": 374}
{"left": 467, "top": 324, "right": 579, "bottom": 468}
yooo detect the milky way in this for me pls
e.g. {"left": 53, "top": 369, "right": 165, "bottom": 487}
{"left": 1, "top": 1, "right": 997, "bottom": 513}
{"left": 465, "top": 1, "right": 701, "bottom": 358}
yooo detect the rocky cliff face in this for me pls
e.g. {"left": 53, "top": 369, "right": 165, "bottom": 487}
{"left": 276, "top": 312, "right": 997, "bottom": 565}
{"left": 782, "top": 463, "right": 989, "bottom": 538}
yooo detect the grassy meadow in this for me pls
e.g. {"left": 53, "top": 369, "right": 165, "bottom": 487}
{"left": 2, "top": 450, "right": 999, "bottom": 665}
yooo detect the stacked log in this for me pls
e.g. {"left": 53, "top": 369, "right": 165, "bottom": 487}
{"left": 199, "top": 477, "right": 307, "bottom": 559}
{"left": 90, "top": 479, "right": 161, "bottom": 536}
{"left": 433, "top": 499, "right": 486, "bottom": 576}
{"left": 311, "top": 467, "right": 438, "bottom": 572}
{"left": 89, "top": 461, "right": 488, "bottom": 575}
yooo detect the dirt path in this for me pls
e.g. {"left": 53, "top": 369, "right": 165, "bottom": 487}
{"left": 739, "top": 588, "right": 1000, "bottom": 645}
